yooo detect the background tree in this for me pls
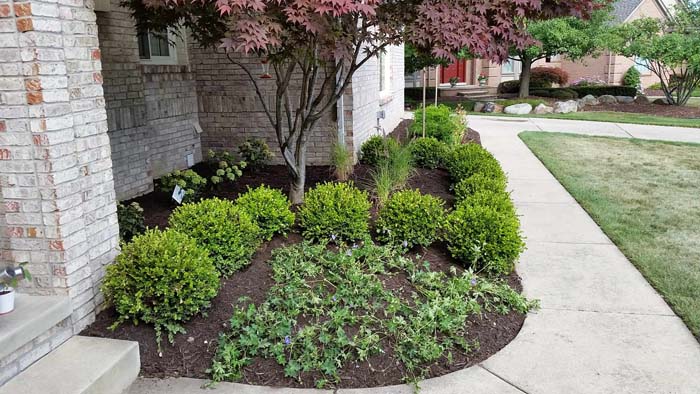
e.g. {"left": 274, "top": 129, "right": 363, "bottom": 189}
{"left": 512, "top": 8, "right": 612, "bottom": 98}
{"left": 405, "top": 44, "right": 447, "bottom": 75}
{"left": 127, "top": 0, "right": 604, "bottom": 203}
{"left": 609, "top": 3, "right": 700, "bottom": 106}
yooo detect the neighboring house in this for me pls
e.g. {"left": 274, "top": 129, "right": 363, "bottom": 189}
{"left": 0, "top": 0, "right": 403, "bottom": 385}
{"left": 410, "top": 0, "right": 676, "bottom": 92}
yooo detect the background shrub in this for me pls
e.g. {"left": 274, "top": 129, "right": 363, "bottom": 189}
{"left": 622, "top": 67, "right": 641, "bottom": 88}
{"left": 375, "top": 190, "right": 445, "bottom": 248}
{"left": 360, "top": 136, "right": 399, "bottom": 166}
{"left": 158, "top": 169, "right": 207, "bottom": 204}
{"left": 444, "top": 202, "right": 524, "bottom": 275}
{"left": 207, "top": 150, "right": 246, "bottom": 185}
{"left": 299, "top": 182, "right": 371, "bottom": 243}
{"left": 497, "top": 79, "right": 549, "bottom": 94}
{"left": 238, "top": 139, "right": 272, "bottom": 170}
{"left": 569, "top": 85, "right": 637, "bottom": 97}
{"left": 531, "top": 66, "right": 570, "bottom": 87}
{"left": 530, "top": 88, "right": 579, "bottom": 100}
{"left": 409, "top": 105, "right": 464, "bottom": 144}
{"left": 102, "top": 229, "right": 219, "bottom": 347}
{"left": 169, "top": 198, "right": 261, "bottom": 276}
{"left": 235, "top": 185, "right": 295, "bottom": 240}
{"left": 117, "top": 202, "right": 145, "bottom": 241}
{"left": 409, "top": 137, "right": 449, "bottom": 169}
{"left": 404, "top": 87, "right": 437, "bottom": 101}
{"left": 454, "top": 173, "right": 507, "bottom": 203}
{"left": 446, "top": 143, "right": 505, "bottom": 184}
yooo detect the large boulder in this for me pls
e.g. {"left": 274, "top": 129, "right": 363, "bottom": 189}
{"left": 504, "top": 103, "right": 533, "bottom": 115}
{"left": 473, "top": 102, "right": 486, "bottom": 113}
{"left": 635, "top": 95, "right": 650, "bottom": 104}
{"left": 616, "top": 96, "right": 635, "bottom": 104}
{"left": 576, "top": 99, "right": 586, "bottom": 110}
{"left": 581, "top": 94, "right": 599, "bottom": 106}
{"left": 553, "top": 100, "right": 579, "bottom": 114}
{"left": 598, "top": 95, "right": 617, "bottom": 104}
{"left": 482, "top": 102, "right": 496, "bottom": 113}
{"left": 653, "top": 97, "right": 670, "bottom": 105}
{"left": 533, "top": 103, "right": 554, "bottom": 114}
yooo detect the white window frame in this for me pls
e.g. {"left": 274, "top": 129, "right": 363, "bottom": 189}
{"left": 138, "top": 30, "right": 179, "bottom": 66}
{"left": 378, "top": 51, "right": 391, "bottom": 96}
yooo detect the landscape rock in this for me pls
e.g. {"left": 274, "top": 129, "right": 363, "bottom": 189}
{"left": 533, "top": 104, "right": 554, "bottom": 114}
{"left": 653, "top": 98, "right": 670, "bottom": 105}
{"left": 576, "top": 99, "right": 586, "bottom": 110}
{"left": 598, "top": 95, "right": 617, "bottom": 104}
{"left": 581, "top": 94, "right": 599, "bottom": 106}
{"left": 493, "top": 104, "right": 504, "bottom": 113}
{"left": 504, "top": 103, "right": 533, "bottom": 115}
{"left": 482, "top": 102, "right": 496, "bottom": 113}
{"left": 553, "top": 100, "right": 579, "bottom": 114}
{"left": 635, "top": 95, "right": 650, "bottom": 104}
{"left": 473, "top": 102, "right": 486, "bottom": 113}
{"left": 615, "top": 96, "right": 635, "bottom": 104}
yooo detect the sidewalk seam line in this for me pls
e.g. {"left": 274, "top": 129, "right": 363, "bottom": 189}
{"left": 539, "top": 306, "right": 676, "bottom": 317}
{"left": 614, "top": 122, "right": 636, "bottom": 138}
{"left": 479, "top": 365, "right": 530, "bottom": 394}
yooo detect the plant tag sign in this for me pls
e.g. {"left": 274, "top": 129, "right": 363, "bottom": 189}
{"left": 172, "top": 185, "right": 185, "bottom": 204}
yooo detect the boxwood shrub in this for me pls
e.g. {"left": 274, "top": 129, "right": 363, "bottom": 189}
{"left": 409, "top": 105, "right": 464, "bottom": 144}
{"left": 530, "top": 88, "right": 579, "bottom": 100}
{"left": 169, "top": 198, "right": 261, "bottom": 276}
{"left": 299, "top": 182, "right": 371, "bottom": 243}
{"left": 360, "top": 136, "right": 399, "bottom": 166}
{"left": 446, "top": 143, "right": 505, "bottom": 184}
{"left": 235, "top": 185, "right": 295, "bottom": 240}
{"left": 375, "top": 190, "right": 445, "bottom": 248}
{"left": 102, "top": 228, "right": 219, "bottom": 348}
{"left": 454, "top": 173, "right": 507, "bottom": 203}
{"left": 409, "top": 137, "right": 449, "bottom": 169}
{"left": 444, "top": 202, "right": 524, "bottom": 275}
{"left": 569, "top": 85, "right": 637, "bottom": 97}
{"left": 158, "top": 169, "right": 207, "bottom": 204}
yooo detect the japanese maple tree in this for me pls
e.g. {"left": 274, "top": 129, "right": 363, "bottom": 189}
{"left": 126, "top": 0, "right": 603, "bottom": 203}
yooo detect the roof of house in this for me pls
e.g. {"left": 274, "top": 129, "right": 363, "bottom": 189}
{"left": 612, "top": 0, "right": 673, "bottom": 23}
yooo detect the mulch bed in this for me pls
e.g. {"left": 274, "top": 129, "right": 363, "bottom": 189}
{"left": 81, "top": 126, "right": 527, "bottom": 388}
{"left": 586, "top": 102, "right": 700, "bottom": 118}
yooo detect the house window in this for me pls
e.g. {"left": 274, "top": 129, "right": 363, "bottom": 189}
{"left": 379, "top": 51, "right": 390, "bottom": 93}
{"left": 138, "top": 30, "right": 178, "bottom": 64}
{"left": 502, "top": 59, "right": 515, "bottom": 74}
{"left": 634, "top": 56, "right": 652, "bottom": 75}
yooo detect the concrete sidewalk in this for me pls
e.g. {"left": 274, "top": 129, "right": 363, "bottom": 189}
{"left": 128, "top": 118, "right": 700, "bottom": 393}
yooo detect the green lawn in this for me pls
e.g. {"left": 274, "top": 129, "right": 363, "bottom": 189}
{"left": 470, "top": 110, "right": 700, "bottom": 128}
{"left": 520, "top": 132, "right": 700, "bottom": 338}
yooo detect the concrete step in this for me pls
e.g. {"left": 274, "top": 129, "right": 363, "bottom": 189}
{"left": 0, "top": 336, "right": 140, "bottom": 394}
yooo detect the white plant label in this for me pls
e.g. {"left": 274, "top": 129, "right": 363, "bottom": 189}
{"left": 172, "top": 185, "right": 185, "bottom": 204}
{"left": 186, "top": 153, "right": 195, "bottom": 167}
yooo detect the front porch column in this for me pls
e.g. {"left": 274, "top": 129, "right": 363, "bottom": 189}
{"left": 0, "top": 0, "right": 118, "bottom": 331}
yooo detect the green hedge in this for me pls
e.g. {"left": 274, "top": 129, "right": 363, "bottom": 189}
{"left": 405, "top": 87, "right": 437, "bottom": 101}
{"left": 569, "top": 85, "right": 637, "bottom": 97}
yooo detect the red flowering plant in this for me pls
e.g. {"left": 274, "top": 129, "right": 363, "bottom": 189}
{"left": 125, "top": 0, "right": 604, "bottom": 203}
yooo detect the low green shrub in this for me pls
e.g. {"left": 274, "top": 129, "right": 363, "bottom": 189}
{"left": 117, "top": 202, "right": 145, "bottom": 241}
{"left": 622, "top": 67, "right": 641, "bottom": 88}
{"left": 409, "top": 137, "right": 449, "bottom": 169}
{"left": 102, "top": 229, "right": 219, "bottom": 348}
{"left": 169, "top": 198, "right": 261, "bottom": 276}
{"left": 497, "top": 79, "right": 549, "bottom": 94}
{"left": 158, "top": 169, "right": 207, "bottom": 204}
{"left": 404, "top": 87, "right": 437, "bottom": 101}
{"left": 360, "top": 135, "right": 399, "bottom": 166}
{"left": 460, "top": 190, "right": 515, "bottom": 214}
{"left": 454, "top": 173, "right": 507, "bottom": 203}
{"left": 409, "top": 105, "right": 464, "bottom": 144}
{"left": 530, "top": 88, "right": 579, "bottom": 100}
{"left": 235, "top": 185, "right": 295, "bottom": 241}
{"left": 444, "top": 202, "right": 524, "bottom": 275}
{"left": 446, "top": 143, "right": 505, "bottom": 184}
{"left": 569, "top": 85, "right": 637, "bottom": 97}
{"left": 207, "top": 150, "right": 246, "bottom": 185}
{"left": 375, "top": 190, "right": 445, "bottom": 248}
{"left": 238, "top": 139, "right": 272, "bottom": 170}
{"left": 299, "top": 182, "right": 371, "bottom": 243}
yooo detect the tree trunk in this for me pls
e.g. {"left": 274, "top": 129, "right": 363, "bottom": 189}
{"left": 518, "top": 56, "right": 533, "bottom": 99}
{"left": 288, "top": 143, "right": 307, "bottom": 204}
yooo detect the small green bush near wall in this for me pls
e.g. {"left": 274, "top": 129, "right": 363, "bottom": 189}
{"left": 158, "top": 169, "right": 207, "bottom": 204}
{"left": 360, "top": 136, "right": 400, "bottom": 166}
{"left": 622, "top": 67, "right": 641, "bottom": 88}
{"left": 117, "top": 202, "right": 145, "bottom": 241}
{"left": 299, "top": 182, "right": 371, "bottom": 243}
{"left": 235, "top": 185, "right": 295, "bottom": 241}
{"left": 375, "top": 190, "right": 445, "bottom": 248}
{"left": 102, "top": 229, "right": 219, "bottom": 348}
{"left": 169, "top": 198, "right": 261, "bottom": 276}
{"left": 409, "top": 137, "right": 449, "bottom": 169}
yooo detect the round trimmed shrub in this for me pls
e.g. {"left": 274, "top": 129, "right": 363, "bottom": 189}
{"left": 169, "top": 198, "right": 261, "bottom": 276}
{"left": 444, "top": 202, "right": 524, "bottom": 275}
{"left": 299, "top": 182, "right": 371, "bottom": 243}
{"left": 102, "top": 229, "right": 219, "bottom": 346}
{"left": 409, "top": 105, "right": 464, "bottom": 144}
{"left": 459, "top": 190, "right": 515, "bottom": 214}
{"left": 375, "top": 190, "right": 445, "bottom": 248}
{"left": 409, "top": 137, "right": 449, "bottom": 169}
{"left": 235, "top": 185, "right": 295, "bottom": 240}
{"left": 454, "top": 173, "right": 507, "bottom": 203}
{"left": 446, "top": 143, "right": 505, "bottom": 184}
{"left": 360, "top": 136, "right": 399, "bottom": 166}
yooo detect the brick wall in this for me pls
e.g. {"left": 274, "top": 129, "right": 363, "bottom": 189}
{"left": 96, "top": 2, "right": 201, "bottom": 200}
{"left": 0, "top": 0, "right": 120, "bottom": 380}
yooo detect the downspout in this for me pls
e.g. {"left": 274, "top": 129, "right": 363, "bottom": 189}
{"left": 336, "top": 64, "right": 345, "bottom": 146}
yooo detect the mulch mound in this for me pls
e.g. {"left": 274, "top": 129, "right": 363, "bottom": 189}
{"left": 82, "top": 126, "right": 527, "bottom": 388}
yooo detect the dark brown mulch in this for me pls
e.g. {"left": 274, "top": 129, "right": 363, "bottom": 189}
{"left": 83, "top": 126, "right": 528, "bottom": 388}
{"left": 587, "top": 102, "right": 700, "bottom": 118}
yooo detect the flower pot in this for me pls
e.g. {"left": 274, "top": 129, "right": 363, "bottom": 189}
{"left": 479, "top": 81, "right": 487, "bottom": 87}
{"left": 0, "top": 288, "right": 15, "bottom": 315}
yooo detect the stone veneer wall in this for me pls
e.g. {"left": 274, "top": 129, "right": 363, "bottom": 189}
{"left": 0, "top": 0, "right": 119, "bottom": 382}
{"left": 96, "top": 1, "right": 201, "bottom": 201}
